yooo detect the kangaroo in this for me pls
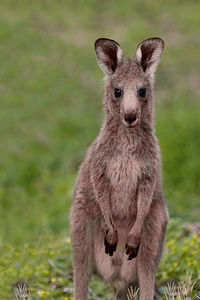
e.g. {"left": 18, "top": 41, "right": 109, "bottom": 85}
{"left": 70, "top": 37, "right": 169, "bottom": 300}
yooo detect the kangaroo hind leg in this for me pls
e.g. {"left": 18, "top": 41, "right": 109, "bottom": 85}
{"left": 137, "top": 200, "right": 168, "bottom": 300}
{"left": 70, "top": 200, "right": 93, "bottom": 300}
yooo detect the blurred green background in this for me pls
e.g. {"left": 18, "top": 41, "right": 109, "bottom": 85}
{"left": 0, "top": 0, "right": 199, "bottom": 248}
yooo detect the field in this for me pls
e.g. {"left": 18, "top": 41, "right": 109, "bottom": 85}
{"left": 0, "top": 1, "right": 199, "bottom": 298}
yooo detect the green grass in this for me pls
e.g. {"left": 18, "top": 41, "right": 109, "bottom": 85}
{"left": 0, "top": 0, "right": 199, "bottom": 297}
{"left": 157, "top": 98, "right": 200, "bottom": 220}
{"left": 0, "top": 219, "right": 199, "bottom": 299}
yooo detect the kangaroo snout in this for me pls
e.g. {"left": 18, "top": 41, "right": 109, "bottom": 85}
{"left": 124, "top": 111, "right": 138, "bottom": 127}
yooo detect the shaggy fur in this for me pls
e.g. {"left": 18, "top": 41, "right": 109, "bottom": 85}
{"left": 70, "top": 37, "right": 169, "bottom": 300}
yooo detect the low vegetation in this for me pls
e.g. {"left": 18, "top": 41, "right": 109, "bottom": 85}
{"left": 0, "top": 219, "right": 199, "bottom": 299}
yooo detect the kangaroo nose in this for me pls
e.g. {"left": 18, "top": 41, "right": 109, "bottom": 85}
{"left": 124, "top": 112, "right": 137, "bottom": 125}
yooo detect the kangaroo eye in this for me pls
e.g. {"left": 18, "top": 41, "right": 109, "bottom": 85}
{"left": 138, "top": 88, "right": 146, "bottom": 99}
{"left": 114, "top": 88, "right": 122, "bottom": 99}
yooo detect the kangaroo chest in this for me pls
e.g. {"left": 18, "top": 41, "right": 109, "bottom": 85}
{"left": 107, "top": 153, "right": 141, "bottom": 189}
{"left": 106, "top": 151, "right": 142, "bottom": 217}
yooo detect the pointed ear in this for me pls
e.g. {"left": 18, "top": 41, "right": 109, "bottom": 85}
{"left": 136, "top": 37, "right": 164, "bottom": 76}
{"left": 94, "top": 38, "right": 123, "bottom": 75}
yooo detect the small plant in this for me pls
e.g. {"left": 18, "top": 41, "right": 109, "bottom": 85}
{"left": 163, "top": 272, "right": 200, "bottom": 300}
{"left": 14, "top": 282, "right": 30, "bottom": 300}
{"left": 194, "top": 291, "right": 200, "bottom": 299}
{"left": 127, "top": 286, "right": 139, "bottom": 300}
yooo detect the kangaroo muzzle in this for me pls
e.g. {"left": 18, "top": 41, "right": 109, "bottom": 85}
{"left": 123, "top": 111, "right": 138, "bottom": 127}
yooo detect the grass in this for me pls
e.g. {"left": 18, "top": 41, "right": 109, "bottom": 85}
{"left": 0, "top": 0, "right": 199, "bottom": 298}
{"left": 0, "top": 218, "right": 199, "bottom": 299}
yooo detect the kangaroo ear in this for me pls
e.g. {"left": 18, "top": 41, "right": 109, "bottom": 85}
{"left": 94, "top": 38, "right": 123, "bottom": 75}
{"left": 136, "top": 37, "right": 164, "bottom": 76}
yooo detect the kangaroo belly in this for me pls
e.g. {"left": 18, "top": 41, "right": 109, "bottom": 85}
{"left": 110, "top": 187, "right": 138, "bottom": 218}
{"left": 107, "top": 153, "right": 141, "bottom": 218}
{"left": 93, "top": 222, "right": 137, "bottom": 286}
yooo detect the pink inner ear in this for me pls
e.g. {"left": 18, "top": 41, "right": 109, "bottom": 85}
{"left": 141, "top": 43, "right": 155, "bottom": 72}
{"left": 101, "top": 43, "right": 118, "bottom": 73}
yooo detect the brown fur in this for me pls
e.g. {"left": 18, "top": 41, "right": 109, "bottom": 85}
{"left": 70, "top": 37, "right": 169, "bottom": 300}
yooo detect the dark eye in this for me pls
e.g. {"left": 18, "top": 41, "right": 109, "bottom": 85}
{"left": 114, "top": 88, "right": 122, "bottom": 99}
{"left": 138, "top": 87, "right": 146, "bottom": 99}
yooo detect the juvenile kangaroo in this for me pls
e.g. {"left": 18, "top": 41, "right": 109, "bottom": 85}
{"left": 70, "top": 37, "right": 169, "bottom": 300}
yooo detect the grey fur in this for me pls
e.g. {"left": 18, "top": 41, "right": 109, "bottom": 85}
{"left": 70, "top": 37, "right": 169, "bottom": 300}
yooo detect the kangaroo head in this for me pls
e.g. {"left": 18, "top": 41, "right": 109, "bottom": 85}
{"left": 94, "top": 37, "right": 164, "bottom": 129}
